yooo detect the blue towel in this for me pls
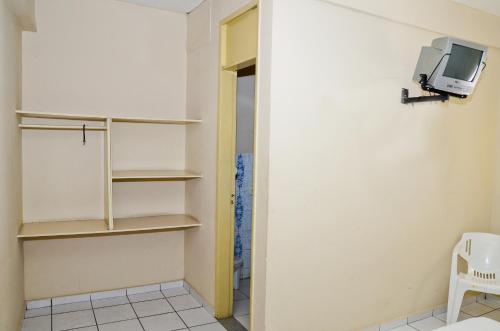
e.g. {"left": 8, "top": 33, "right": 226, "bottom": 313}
{"left": 234, "top": 153, "right": 253, "bottom": 278}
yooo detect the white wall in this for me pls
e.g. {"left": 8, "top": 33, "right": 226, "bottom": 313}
{"left": 237, "top": 75, "right": 256, "bottom": 154}
{"left": 0, "top": 0, "right": 25, "bottom": 329}
{"left": 22, "top": 0, "right": 188, "bottom": 299}
{"left": 256, "top": 0, "right": 500, "bottom": 330}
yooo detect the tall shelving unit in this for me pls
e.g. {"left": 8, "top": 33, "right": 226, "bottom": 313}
{"left": 17, "top": 110, "right": 202, "bottom": 239}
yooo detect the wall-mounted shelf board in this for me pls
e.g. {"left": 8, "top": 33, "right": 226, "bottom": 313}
{"left": 19, "top": 124, "right": 107, "bottom": 131}
{"left": 18, "top": 220, "right": 108, "bottom": 239}
{"left": 18, "top": 215, "right": 201, "bottom": 239}
{"left": 16, "top": 110, "right": 201, "bottom": 125}
{"left": 112, "top": 170, "right": 202, "bottom": 181}
{"left": 16, "top": 110, "right": 108, "bottom": 122}
{"left": 113, "top": 215, "right": 201, "bottom": 233}
{"left": 111, "top": 117, "right": 201, "bottom": 125}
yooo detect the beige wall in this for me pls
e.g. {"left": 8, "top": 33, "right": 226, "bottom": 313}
{"left": 22, "top": 0, "right": 189, "bottom": 299}
{"left": 185, "top": 0, "right": 254, "bottom": 307}
{"left": 256, "top": 0, "right": 500, "bottom": 330}
{"left": 0, "top": 0, "right": 25, "bottom": 329}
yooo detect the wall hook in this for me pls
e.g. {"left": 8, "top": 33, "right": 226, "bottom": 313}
{"left": 83, "top": 124, "right": 86, "bottom": 145}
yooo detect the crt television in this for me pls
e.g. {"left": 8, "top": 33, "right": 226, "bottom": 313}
{"left": 413, "top": 37, "right": 488, "bottom": 97}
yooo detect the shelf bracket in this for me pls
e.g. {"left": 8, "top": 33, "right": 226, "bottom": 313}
{"left": 401, "top": 88, "right": 449, "bottom": 104}
{"left": 401, "top": 74, "right": 467, "bottom": 105}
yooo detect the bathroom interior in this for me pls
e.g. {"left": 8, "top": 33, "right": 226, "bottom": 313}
{"left": 233, "top": 66, "right": 256, "bottom": 328}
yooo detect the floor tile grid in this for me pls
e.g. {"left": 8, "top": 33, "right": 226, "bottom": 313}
{"left": 139, "top": 290, "right": 221, "bottom": 331}
{"left": 386, "top": 300, "right": 500, "bottom": 331}
{"left": 125, "top": 292, "right": 147, "bottom": 331}
{"left": 22, "top": 289, "right": 224, "bottom": 331}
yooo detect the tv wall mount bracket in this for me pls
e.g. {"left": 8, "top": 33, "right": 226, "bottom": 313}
{"left": 401, "top": 74, "right": 466, "bottom": 104}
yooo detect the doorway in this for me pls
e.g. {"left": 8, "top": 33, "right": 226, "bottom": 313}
{"left": 214, "top": 2, "right": 258, "bottom": 330}
{"left": 232, "top": 66, "right": 256, "bottom": 329}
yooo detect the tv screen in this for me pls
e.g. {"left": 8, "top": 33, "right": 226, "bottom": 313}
{"left": 443, "top": 44, "right": 483, "bottom": 82}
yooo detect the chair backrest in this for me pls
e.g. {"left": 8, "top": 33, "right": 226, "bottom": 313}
{"left": 457, "top": 233, "right": 500, "bottom": 280}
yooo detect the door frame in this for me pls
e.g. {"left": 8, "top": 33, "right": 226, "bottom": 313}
{"left": 214, "top": 1, "right": 258, "bottom": 323}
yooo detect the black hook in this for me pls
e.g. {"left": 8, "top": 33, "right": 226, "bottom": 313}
{"left": 83, "top": 124, "right": 86, "bottom": 145}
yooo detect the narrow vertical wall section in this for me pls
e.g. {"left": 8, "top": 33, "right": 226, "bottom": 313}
{"left": 0, "top": 0, "right": 29, "bottom": 329}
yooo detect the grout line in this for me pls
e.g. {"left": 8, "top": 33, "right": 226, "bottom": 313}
{"left": 126, "top": 293, "right": 146, "bottom": 331}
{"left": 89, "top": 295, "right": 99, "bottom": 331}
{"left": 161, "top": 287, "right": 189, "bottom": 330}
{"left": 33, "top": 294, "right": 202, "bottom": 320}
{"left": 89, "top": 317, "right": 137, "bottom": 327}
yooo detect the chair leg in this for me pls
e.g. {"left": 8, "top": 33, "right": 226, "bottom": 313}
{"left": 447, "top": 284, "right": 466, "bottom": 325}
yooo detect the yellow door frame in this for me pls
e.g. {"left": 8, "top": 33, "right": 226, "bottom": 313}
{"left": 215, "top": 1, "right": 258, "bottom": 322}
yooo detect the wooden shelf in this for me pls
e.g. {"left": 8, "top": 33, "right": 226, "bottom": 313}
{"left": 113, "top": 215, "right": 201, "bottom": 233}
{"left": 19, "top": 124, "right": 107, "bottom": 131}
{"left": 111, "top": 117, "right": 201, "bottom": 125}
{"left": 16, "top": 110, "right": 108, "bottom": 122}
{"left": 18, "top": 215, "right": 201, "bottom": 239}
{"left": 18, "top": 220, "right": 108, "bottom": 239}
{"left": 112, "top": 170, "right": 202, "bottom": 181}
{"left": 16, "top": 110, "right": 201, "bottom": 125}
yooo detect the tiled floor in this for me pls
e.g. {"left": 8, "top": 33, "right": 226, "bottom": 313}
{"left": 388, "top": 296, "right": 500, "bottom": 331}
{"left": 22, "top": 289, "right": 225, "bottom": 331}
{"left": 233, "top": 279, "right": 250, "bottom": 330}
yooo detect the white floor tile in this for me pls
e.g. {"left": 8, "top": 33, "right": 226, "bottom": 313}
{"left": 177, "top": 307, "right": 217, "bottom": 327}
{"left": 162, "top": 286, "right": 189, "bottom": 298}
{"left": 483, "top": 309, "right": 500, "bottom": 322}
{"left": 94, "top": 304, "right": 136, "bottom": 324}
{"left": 71, "top": 327, "right": 98, "bottom": 331}
{"left": 386, "top": 326, "right": 415, "bottom": 331}
{"left": 92, "top": 296, "right": 129, "bottom": 309}
{"left": 409, "top": 316, "right": 445, "bottom": 331}
{"left": 461, "top": 302, "right": 494, "bottom": 316}
{"left": 233, "top": 299, "right": 249, "bottom": 317}
{"left": 52, "top": 293, "right": 90, "bottom": 306}
{"left": 52, "top": 300, "right": 92, "bottom": 314}
{"left": 52, "top": 310, "right": 96, "bottom": 331}
{"left": 408, "top": 311, "right": 432, "bottom": 323}
{"left": 26, "top": 299, "right": 51, "bottom": 310}
{"left": 140, "top": 313, "right": 187, "bottom": 331}
{"left": 98, "top": 319, "right": 143, "bottom": 331}
{"left": 435, "top": 311, "right": 472, "bottom": 323}
{"left": 234, "top": 289, "right": 247, "bottom": 301}
{"left": 479, "top": 296, "right": 500, "bottom": 309}
{"left": 380, "top": 318, "right": 407, "bottom": 331}
{"left": 24, "top": 306, "right": 51, "bottom": 318}
{"left": 160, "top": 280, "right": 184, "bottom": 290}
{"left": 167, "top": 294, "right": 202, "bottom": 311}
{"left": 22, "top": 316, "right": 51, "bottom": 331}
{"left": 128, "top": 291, "right": 164, "bottom": 303}
{"left": 91, "top": 289, "right": 127, "bottom": 301}
{"left": 190, "top": 322, "right": 228, "bottom": 331}
{"left": 240, "top": 279, "right": 250, "bottom": 298}
{"left": 127, "top": 284, "right": 161, "bottom": 295}
{"left": 235, "top": 314, "right": 250, "bottom": 329}
{"left": 132, "top": 299, "right": 174, "bottom": 317}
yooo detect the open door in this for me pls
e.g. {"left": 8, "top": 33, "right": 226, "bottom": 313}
{"left": 215, "top": 2, "right": 258, "bottom": 327}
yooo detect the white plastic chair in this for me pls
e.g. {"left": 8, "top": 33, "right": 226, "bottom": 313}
{"left": 447, "top": 233, "right": 500, "bottom": 325}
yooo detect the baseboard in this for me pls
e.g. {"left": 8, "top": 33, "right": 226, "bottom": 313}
{"left": 25, "top": 279, "right": 189, "bottom": 310}
{"left": 363, "top": 294, "right": 482, "bottom": 331}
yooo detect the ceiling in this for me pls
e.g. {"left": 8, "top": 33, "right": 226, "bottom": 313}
{"left": 115, "top": 0, "right": 205, "bottom": 13}
{"left": 453, "top": 0, "right": 500, "bottom": 17}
